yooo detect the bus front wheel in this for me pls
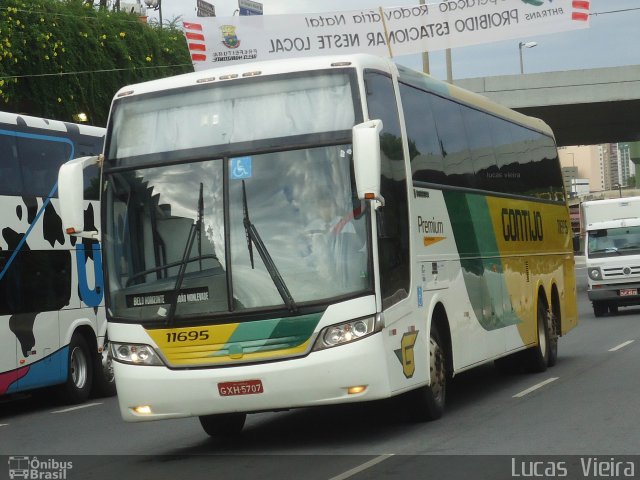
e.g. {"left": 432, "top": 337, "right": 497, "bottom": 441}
{"left": 91, "top": 335, "right": 116, "bottom": 398}
{"left": 407, "top": 326, "right": 447, "bottom": 422}
{"left": 199, "top": 413, "right": 247, "bottom": 438}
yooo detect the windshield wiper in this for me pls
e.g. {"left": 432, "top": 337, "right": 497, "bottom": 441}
{"left": 197, "top": 183, "right": 204, "bottom": 271}
{"left": 164, "top": 183, "right": 204, "bottom": 326}
{"left": 590, "top": 247, "right": 621, "bottom": 255}
{"left": 242, "top": 180, "right": 298, "bottom": 313}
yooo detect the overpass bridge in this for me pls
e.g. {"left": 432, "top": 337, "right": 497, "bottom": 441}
{"left": 454, "top": 65, "right": 640, "bottom": 147}
{"left": 567, "top": 189, "right": 640, "bottom": 207}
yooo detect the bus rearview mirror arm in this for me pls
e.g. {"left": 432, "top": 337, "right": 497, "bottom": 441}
{"left": 58, "top": 155, "right": 102, "bottom": 239}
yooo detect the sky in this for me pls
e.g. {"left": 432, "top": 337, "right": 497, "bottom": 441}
{"left": 149, "top": 0, "right": 640, "bottom": 81}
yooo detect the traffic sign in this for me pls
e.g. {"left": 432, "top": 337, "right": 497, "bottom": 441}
{"left": 197, "top": 0, "right": 215, "bottom": 17}
{"left": 238, "top": 0, "right": 262, "bottom": 16}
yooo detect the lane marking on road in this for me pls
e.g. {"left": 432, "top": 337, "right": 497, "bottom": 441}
{"left": 329, "top": 454, "right": 395, "bottom": 480}
{"left": 609, "top": 340, "right": 635, "bottom": 352}
{"left": 0, "top": 424, "right": 8, "bottom": 427}
{"left": 513, "top": 377, "right": 559, "bottom": 398}
{"left": 51, "top": 402, "right": 103, "bottom": 414}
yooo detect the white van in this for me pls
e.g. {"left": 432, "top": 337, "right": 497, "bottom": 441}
{"left": 582, "top": 196, "right": 640, "bottom": 316}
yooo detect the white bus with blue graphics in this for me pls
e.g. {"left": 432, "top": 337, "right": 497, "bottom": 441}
{"left": 0, "top": 111, "right": 115, "bottom": 403}
{"left": 58, "top": 54, "right": 577, "bottom": 436}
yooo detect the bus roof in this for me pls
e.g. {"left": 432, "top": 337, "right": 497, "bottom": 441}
{"left": 112, "top": 53, "right": 553, "bottom": 139}
{"left": 0, "top": 110, "right": 105, "bottom": 138}
{"left": 114, "top": 54, "right": 396, "bottom": 98}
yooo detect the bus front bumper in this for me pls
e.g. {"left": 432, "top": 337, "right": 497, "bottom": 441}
{"left": 113, "top": 332, "right": 391, "bottom": 422}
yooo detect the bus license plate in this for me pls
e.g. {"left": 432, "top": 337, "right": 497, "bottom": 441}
{"left": 619, "top": 288, "right": 637, "bottom": 296}
{"left": 218, "top": 380, "right": 264, "bottom": 397}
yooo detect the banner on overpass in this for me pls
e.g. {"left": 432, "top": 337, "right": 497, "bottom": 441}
{"left": 183, "top": 0, "right": 590, "bottom": 69}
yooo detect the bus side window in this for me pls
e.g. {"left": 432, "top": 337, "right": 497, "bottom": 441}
{"left": 429, "top": 95, "right": 474, "bottom": 189}
{"left": 364, "top": 70, "right": 410, "bottom": 309}
{"left": 398, "top": 82, "right": 445, "bottom": 184}
{"left": 0, "top": 251, "right": 71, "bottom": 316}
{"left": 0, "top": 134, "right": 22, "bottom": 195}
{"left": 17, "top": 137, "right": 72, "bottom": 198}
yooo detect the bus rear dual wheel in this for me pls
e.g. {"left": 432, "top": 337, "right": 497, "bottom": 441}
{"left": 55, "top": 333, "right": 116, "bottom": 404}
{"left": 526, "top": 295, "right": 557, "bottom": 372}
{"left": 55, "top": 333, "right": 93, "bottom": 404}
{"left": 495, "top": 296, "right": 558, "bottom": 373}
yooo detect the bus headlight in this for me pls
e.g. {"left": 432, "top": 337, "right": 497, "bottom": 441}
{"left": 312, "top": 316, "right": 381, "bottom": 351}
{"left": 110, "top": 343, "right": 164, "bottom": 366}
{"left": 588, "top": 267, "right": 603, "bottom": 281}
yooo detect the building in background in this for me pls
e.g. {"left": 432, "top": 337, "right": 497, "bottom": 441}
{"left": 618, "top": 143, "right": 634, "bottom": 187}
{"left": 558, "top": 145, "right": 602, "bottom": 194}
{"left": 559, "top": 143, "right": 639, "bottom": 195}
{"left": 600, "top": 143, "right": 619, "bottom": 191}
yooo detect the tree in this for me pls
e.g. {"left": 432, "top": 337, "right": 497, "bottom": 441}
{"left": 0, "top": 0, "right": 192, "bottom": 125}
{"left": 627, "top": 175, "right": 636, "bottom": 188}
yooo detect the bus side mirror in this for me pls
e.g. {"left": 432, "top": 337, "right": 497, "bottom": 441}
{"left": 352, "top": 119, "right": 384, "bottom": 207}
{"left": 58, "top": 155, "right": 101, "bottom": 239}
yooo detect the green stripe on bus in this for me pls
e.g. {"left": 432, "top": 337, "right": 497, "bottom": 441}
{"left": 443, "top": 191, "right": 521, "bottom": 331}
{"left": 215, "top": 312, "right": 322, "bottom": 355}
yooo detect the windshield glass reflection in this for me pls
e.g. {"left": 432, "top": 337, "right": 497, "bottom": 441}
{"left": 104, "top": 145, "right": 371, "bottom": 321}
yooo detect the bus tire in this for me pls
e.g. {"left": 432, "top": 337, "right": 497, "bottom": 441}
{"left": 91, "top": 336, "right": 116, "bottom": 398}
{"left": 547, "top": 311, "right": 558, "bottom": 369}
{"left": 407, "top": 326, "right": 447, "bottom": 421}
{"left": 199, "top": 413, "right": 246, "bottom": 437}
{"left": 56, "top": 333, "right": 93, "bottom": 404}
{"left": 526, "top": 295, "right": 550, "bottom": 373}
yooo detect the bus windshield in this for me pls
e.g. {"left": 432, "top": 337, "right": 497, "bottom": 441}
{"left": 103, "top": 70, "right": 371, "bottom": 322}
{"left": 105, "top": 147, "right": 370, "bottom": 322}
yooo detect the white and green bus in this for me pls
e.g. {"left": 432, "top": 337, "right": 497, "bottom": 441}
{"left": 58, "top": 54, "right": 578, "bottom": 436}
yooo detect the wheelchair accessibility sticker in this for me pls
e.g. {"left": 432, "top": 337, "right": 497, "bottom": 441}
{"left": 231, "top": 157, "right": 252, "bottom": 180}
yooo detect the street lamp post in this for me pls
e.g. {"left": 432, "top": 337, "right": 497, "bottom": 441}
{"left": 518, "top": 41, "right": 537, "bottom": 74}
{"left": 614, "top": 183, "right": 622, "bottom": 198}
{"left": 144, "top": 0, "right": 162, "bottom": 27}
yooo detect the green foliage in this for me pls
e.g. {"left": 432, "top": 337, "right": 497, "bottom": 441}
{"left": 0, "top": 0, "right": 193, "bottom": 125}
{"left": 627, "top": 175, "right": 636, "bottom": 188}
